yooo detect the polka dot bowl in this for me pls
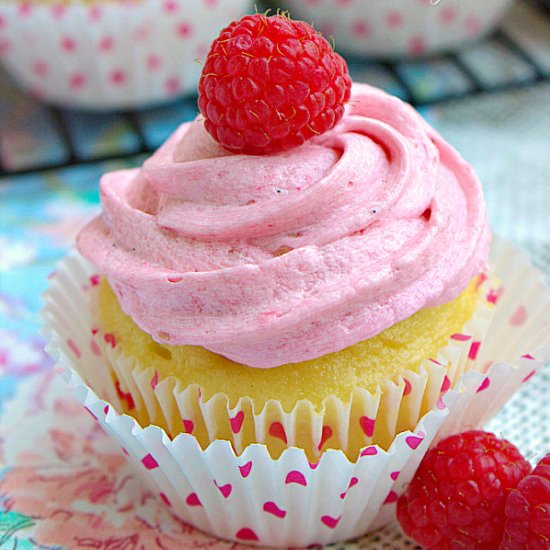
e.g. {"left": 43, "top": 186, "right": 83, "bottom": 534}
{"left": 0, "top": 0, "right": 251, "bottom": 110}
{"left": 279, "top": 0, "right": 515, "bottom": 58}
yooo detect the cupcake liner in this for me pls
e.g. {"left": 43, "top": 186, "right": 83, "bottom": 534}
{"left": 279, "top": 0, "right": 515, "bottom": 58}
{"left": 0, "top": 0, "right": 250, "bottom": 110}
{"left": 49, "top": 258, "right": 497, "bottom": 463}
{"left": 42, "top": 236, "right": 550, "bottom": 547}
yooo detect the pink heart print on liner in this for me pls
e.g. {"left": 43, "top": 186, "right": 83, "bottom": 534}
{"left": 405, "top": 431, "right": 425, "bottom": 450}
{"left": 214, "top": 481, "right": 232, "bottom": 499}
{"left": 285, "top": 471, "right": 308, "bottom": 486}
{"left": 230, "top": 410, "right": 245, "bottom": 433}
{"left": 263, "top": 501, "right": 287, "bottom": 519}
{"left": 186, "top": 493, "right": 202, "bottom": 507}
{"left": 359, "top": 416, "right": 376, "bottom": 438}
{"left": 239, "top": 461, "right": 253, "bottom": 478}
{"left": 321, "top": 515, "right": 342, "bottom": 529}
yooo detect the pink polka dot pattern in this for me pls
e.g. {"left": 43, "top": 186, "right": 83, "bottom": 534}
{"left": 176, "top": 22, "right": 193, "bottom": 38}
{"left": 0, "top": 40, "right": 11, "bottom": 55}
{"left": 18, "top": 3, "right": 32, "bottom": 17}
{"left": 465, "top": 15, "right": 483, "bottom": 35}
{"left": 51, "top": 4, "right": 66, "bottom": 19}
{"left": 408, "top": 35, "right": 426, "bottom": 55}
{"left": 0, "top": 0, "right": 250, "bottom": 109}
{"left": 32, "top": 60, "right": 48, "bottom": 77}
{"left": 133, "top": 24, "right": 149, "bottom": 42}
{"left": 61, "top": 36, "right": 76, "bottom": 52}
{"left": 146, "top": 54, "right": 162, "bottom": 71}
{"left": 440, "top": 6, "right": 459, "bottom": 24}
{"left": 109, "top": 69, "right": 126, "bottom": 86}
{"left": 386, "top": 10, "right": 404, "bottom": 28}
{"left": 88, "top": 7, "right": 102, "bottom": 21}
{"left": 98, "top": 36, "right": 114, "bottom": 52}
{"left": 280, "top": 0, "right": 514, "bottom": 57}
{"left": 163, "top": 0, "right": 178, "bottom": 13}
{"left": 69, "top": 73, "right": 86, "bottom": 90}
{"left": 350, "top": 20, "right": 370, "bottom": 38}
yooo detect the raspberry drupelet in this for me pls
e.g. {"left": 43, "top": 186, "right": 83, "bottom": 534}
{"left": 397, "top": 430, "right": 532, "bottom": 550}
{"left": 501, "top": 452, "right": 550, "bottom": 549}
{"left": 198, "top": 13, "right": 352, "bottom": 155}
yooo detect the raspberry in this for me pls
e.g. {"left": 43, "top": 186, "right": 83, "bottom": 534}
{"left": 501, "top": 452, "right": 550, "bottom": 549}
{"left": 397, "top": 431, "right": 531, "bottom": 550}
{"left": 198, "top": 13, "right": 352, "bottom": 155}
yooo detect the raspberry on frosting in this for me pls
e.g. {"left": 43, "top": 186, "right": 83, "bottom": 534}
{"left": 397, "top": 431, "right": 532, "bottom": 549}
{"left": 198, "top": 13, "right": 352, "bottom": 155}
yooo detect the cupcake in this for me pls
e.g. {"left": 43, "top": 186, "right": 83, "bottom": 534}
{"left": 0, "top": 0, "right": 250, "bottom": 110}
{"left": 43, "top": 12, "right": 550, "bottom": 548}
{"left": 276, "top": 0, "right": 515, "bottom": 58}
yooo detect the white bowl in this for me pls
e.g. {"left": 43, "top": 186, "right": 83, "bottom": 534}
{"left": 280, "top": 0, "right": 515, "bottom": 58}
{"left": 0, "top": 0, "right": 251, "bottom": 110}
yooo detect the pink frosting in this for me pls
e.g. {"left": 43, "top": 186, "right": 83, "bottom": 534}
{"left": 77, "top": 83, "right": 490, "bottom": 368}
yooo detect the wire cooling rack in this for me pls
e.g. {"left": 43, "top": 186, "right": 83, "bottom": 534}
{"left": 0, "top": 0, "right": 549, "bottom": 178}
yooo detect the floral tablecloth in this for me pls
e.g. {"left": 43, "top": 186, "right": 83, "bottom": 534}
{"left": 1, "top": 3, "right": 550, "bottom": 548}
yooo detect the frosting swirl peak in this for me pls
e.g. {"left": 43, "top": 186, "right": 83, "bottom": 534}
{"left": 77, "top": 83, "right": 490, "bottom": 368}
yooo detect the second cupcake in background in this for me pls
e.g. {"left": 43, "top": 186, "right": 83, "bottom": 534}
{"left": 0, "top": 0, "right": 251, "bottom": 109}
{"left": 274, "top": 0, "right": 515, "bottom": 58}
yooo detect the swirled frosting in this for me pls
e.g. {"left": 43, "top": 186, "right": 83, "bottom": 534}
{"left": 77, "top": 83, "right": 490, "bottom": 368}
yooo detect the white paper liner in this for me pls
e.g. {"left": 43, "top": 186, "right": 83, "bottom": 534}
{"left": 97, "top": 278, "right": 494, "bottom": 463}
{"left": 0, "top": 0, "right": 250, "bottom": 110}
{"left": 281, "top": 0, "right": 514, "bottom": 58}
{"left": 42, "top": 236, "right": 550, "bottom": 547}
